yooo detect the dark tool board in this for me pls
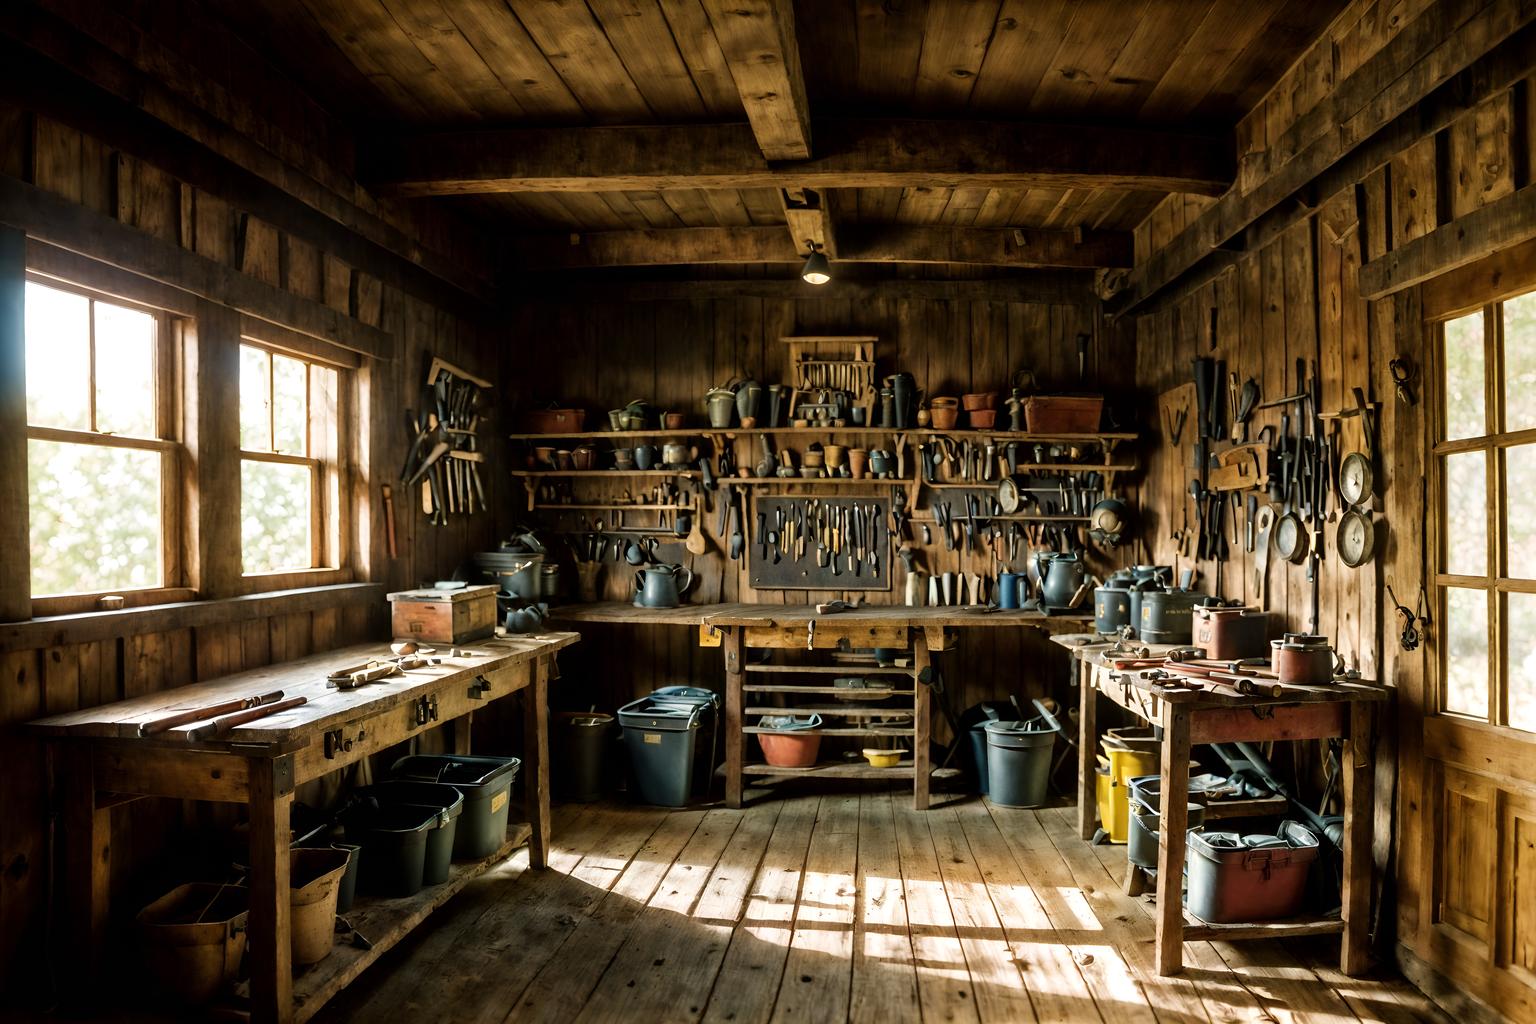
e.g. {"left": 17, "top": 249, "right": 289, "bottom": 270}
{"left": 749, "top": 496, "right": 891, "bottom": 591}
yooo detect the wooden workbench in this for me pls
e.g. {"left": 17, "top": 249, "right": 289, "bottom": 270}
{"left": 1050, "top": 632, "right": 1388, "bottom": 977}
{"left": 29, "top": 631, "right": 578, "bottom": 1023}
{"left": 705, "top": 605, "right": 1092, "bottom": 810}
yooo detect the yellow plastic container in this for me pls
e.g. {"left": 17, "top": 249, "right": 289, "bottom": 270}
{"left": 1097, "top": 732, "right": 1197, "bottom": 843}
{"left": 1095, "top": 758, "right": 1130, "bottom": 842}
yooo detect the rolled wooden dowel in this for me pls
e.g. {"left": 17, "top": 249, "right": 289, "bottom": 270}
{"left": 185, "top": 695, "right": 308, "bottom": 742}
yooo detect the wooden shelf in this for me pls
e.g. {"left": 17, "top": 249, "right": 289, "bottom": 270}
{"left": 1180, "top": 911, "right": 1344, "bottom": 942}
{"left": 510, "top": 469, "right": 700, "bottom": 479}
{"left": 742, "top": 664, "right": 913, "bottom": 676}
{"left": 291, "top": 822, "right": 532, "bottom": 1021}
{"left": 925, "top": 465, "right": 1132, "bottom": 478}
{"left": 743, "top": 684, "right": 911, "bottom": 697}
{"left": 742, "top": 760, "right": 963, "bottom": 780}
{"left": 533, "top": 503, "right": 684, "bottom": 511}
{"left": 1202, "top": 795, "right": 1293, "bottom": 818}
{"left": 911, "top": 513, "right": 1091, "bottom": 523}
{"left": 726, "top": 476, "right": 910, "bottom": 487}
{"left": 741, "top": 725, "right": 914, "bottom": 736}
{"left": 509, "top": 427, "right": 1136, "bottom": 443}
{"left": 748, "top": 706, "right": 913, "bottom": 718}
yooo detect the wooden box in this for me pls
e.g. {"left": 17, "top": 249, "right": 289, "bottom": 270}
{"left": 387, "top": 585, "right": 499, "bottom": 643}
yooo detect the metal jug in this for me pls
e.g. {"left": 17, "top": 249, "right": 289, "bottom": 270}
{"left": 634, "top": 563, "right": 695, "bottom": 608}
{"left": 1035, "top": 551, "right": 1089, "bottom": 609}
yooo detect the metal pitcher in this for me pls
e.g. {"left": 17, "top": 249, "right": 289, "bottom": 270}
{"left": 633, "top": 563, "right": 695, "bottom": 608}
{"left": 1035, "top": 551, "right": 1089, "bottom": 609}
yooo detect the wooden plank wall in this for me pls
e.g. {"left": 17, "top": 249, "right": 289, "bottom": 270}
{"left": 0, "top": 55, "right": 502, "bottom": 1005}
{"left": 1132, "top": 1, "right": 1536, "bottom": 1016}
{"left": 516, "top": 288, "right": 1146, "bottom": 741}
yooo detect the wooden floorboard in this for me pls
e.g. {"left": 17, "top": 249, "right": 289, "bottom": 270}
{"left": 308, "top": 788, "right": 1447, "bottom": 1024}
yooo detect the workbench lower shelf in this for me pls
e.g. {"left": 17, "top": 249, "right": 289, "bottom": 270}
{"left": 741, "top": 760, "right": 963, "bottom": 780}
{"left": 291, "top": 821, "right": 532, "bottom": 1021}
{"left": 1180, "top": 911, "right": 1344, "bottom": 942}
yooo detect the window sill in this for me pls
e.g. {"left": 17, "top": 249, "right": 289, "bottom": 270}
{"left": 235, "top": 567, "right": 354, "bottom": 596}
{"left": 0, "top": 581, "right": 384, "bottom": 653}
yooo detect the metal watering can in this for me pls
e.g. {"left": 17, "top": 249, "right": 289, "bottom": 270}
{"left": 633, "top": 564, "right": 695, "bottom": 608}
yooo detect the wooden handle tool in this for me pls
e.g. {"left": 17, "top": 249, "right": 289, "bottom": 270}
{"left": 138, "top": 690, "right": 286, "bottom": 737}
{"left": 185, "top": 695, "right": 308, "bottom": 742}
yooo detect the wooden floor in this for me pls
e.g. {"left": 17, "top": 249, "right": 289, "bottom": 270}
{"left": 315, "top": 787, "right": 1448, "bottom": 1024}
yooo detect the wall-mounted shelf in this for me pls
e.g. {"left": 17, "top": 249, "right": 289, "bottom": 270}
{"left": 509, "top": 469, "right": 700, "bottom": 479}
{"left": 509, "top": 427, "right": 1135, "bottom": 445}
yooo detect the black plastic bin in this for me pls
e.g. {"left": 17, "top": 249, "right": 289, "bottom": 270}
{"left": 618, "top": 687, "right": 717, "bottom": 807}
{"left": 556, "top": 713, "right": 615, "bottom": 803}
{"left": 361, "top": 781, "right": 463, "bottom": 884}
{"left": 343, "top": 804, "right": 438, "bottom": 898}
{"left": 392, "top": 755, "right": 522, "bottom": 860}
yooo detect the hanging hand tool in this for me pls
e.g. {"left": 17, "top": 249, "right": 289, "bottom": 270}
{"left": 1077, "top": 332, "right": 1090, "bottom": 380}
{"left": 1390, "top": 356, "right": 1418, "bottom": 405}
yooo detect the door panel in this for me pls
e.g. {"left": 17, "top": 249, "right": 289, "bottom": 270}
{"left": 1437, "top": 767, "right": 1495, "bottom": 945}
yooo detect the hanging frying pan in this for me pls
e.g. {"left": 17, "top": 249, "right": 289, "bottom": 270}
{"left": 1336, "top": 509, "right": 1376, "bottom": 567}
{"left": 1273, "top": 508, "right": 1309, "bottom": 563}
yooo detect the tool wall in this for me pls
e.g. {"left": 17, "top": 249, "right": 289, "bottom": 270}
{"left": 748, "top": 496, "right": 890, "bottom": 590}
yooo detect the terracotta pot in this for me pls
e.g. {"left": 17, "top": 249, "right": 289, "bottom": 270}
{"left": 571, "top": 446, "right": 597, "bottom": 470}
{"left": 758, "top": 729, "right": 821, "bottom": 767}
{"left": 962, "top": 392, "right": 997, "bottom": 412}
{"left": 823, "top": 444, "right": 847, "bottom": 468}
{"left": 929, "top": 402, "right": 960, "bottom": 430}
{"left": 848, "top": 448, "right": 869, "bottom": 479}
{"left": 802, "top": 450, "right": 825, "bottom": 469}
{"left": 663, "top": 412, "right": 685, "bottom": 430}
{"left": 533, "top": 446, "right": 557, "bottom": 468}
{"left": 555, "top": 450, "right": 574, "bottom": 470}
{"left": 969, "top": 409, "right": 998, "bottom": 429}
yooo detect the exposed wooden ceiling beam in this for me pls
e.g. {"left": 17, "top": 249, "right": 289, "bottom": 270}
{"left": 364, "top": 119, "right": 1233, "bottom": 197}
{"left": 780, "top": 187, "right": 834, "bottom": 258}
{"left": 514, "top": 225, "right": 1130, "bottom": 270}
{"left": 700, "top": 0, "right": 811, "bottom": 161}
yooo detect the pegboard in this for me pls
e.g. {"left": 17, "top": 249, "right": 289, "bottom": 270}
{"left": 748, "top": 496, "right": 891, "bottom": 591}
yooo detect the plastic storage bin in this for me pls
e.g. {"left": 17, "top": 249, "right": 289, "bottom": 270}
{"left": 1126, "top": 781, "right": 1208, "bottom": 871}
{"left": 618, "top": 688, "right": 717, "bottom": 807}
{"left": 757, "top": 714, "right": 822, "bottom": 767}
{"left": 392, "top": 754, "right": 522, "bottom": 860}
{"left": 363, "top": 781, "right": 463, "bottom": 884}
{"left": 1185, "top": 824, "right": 1318, "bottom": 922}
{"left": 344, "top": 803, "right": 439, "bottom": 898}
{"left": 555, "top": 712, "right": 615, "bottom": 802}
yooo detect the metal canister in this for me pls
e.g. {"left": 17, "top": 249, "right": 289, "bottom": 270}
{"left": 1139, "top": 589, "right": 1206, "bottom": 644}
{"left": 1094, "top": 576, "right": 1133, "bottom": 635}
{"left": 1193, "top": 606, "right": 1269, "bottom": 660}
{"left": 1270, "top": 635, "right": 1337, "bottom": 684}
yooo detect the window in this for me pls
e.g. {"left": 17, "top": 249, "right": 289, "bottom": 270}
{"left": 24, "top": 279, "right": 178, "bottom": 600}
{"left": 1435, "top": 292, "right": 1536, "bottom": 731}
{"left": 238, "top": 341, "right": 343, "bottom": 575}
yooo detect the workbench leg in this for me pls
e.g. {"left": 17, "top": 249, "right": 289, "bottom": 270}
{"left": 524, "top": 655, "right": 551, "bottom": 869}
{"left": 1124, "top": 861, "right": 1150, "bottom": 897}
{"left": 1154, "top": 707, "right": 1191, "bottom": 976}
{"left": 59, "top": 744, "right": 110, "bottom": 996}
{"left": 248, "top": 756, "right": 294, "bottom": 1024}
{"left": 1340, "top": 701, "right": 1375, "bottom": 975}
{"left": 912, "top": 639, "right": 932, "bottom": 811}
{"left": 1078, "top": 659, "right": 1099, "bottom": 840}
{"left": 724, "top": 627, "right": 743, "bottom": 809}
{"left": 452, "top": 711, "right": 473, "bottom": 755}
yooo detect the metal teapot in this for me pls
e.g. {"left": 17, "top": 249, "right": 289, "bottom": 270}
{"left": 1035, "top": 551, "right": 1090, "bottom": 609}
{"left": 633, "top": 563, "right": 695, "bottom": 609}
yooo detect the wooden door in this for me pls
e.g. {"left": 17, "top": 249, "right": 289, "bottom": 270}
{"left": 1413, "top": 282, "right": 1536, "bottom": 1021}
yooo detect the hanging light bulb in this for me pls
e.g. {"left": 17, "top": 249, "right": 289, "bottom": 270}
{"left": 800, "top": 240, "right": 831, "bottom": 285}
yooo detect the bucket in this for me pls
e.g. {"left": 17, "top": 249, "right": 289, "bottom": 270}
{"left": 983, "top": 701, "right": 1061, "bottom": 809}
{"left": 290, "top": 847, "right": 350, "bottom": 965}
{"left": 344, "top": 803, "right": 437, "bottom": 898}
{"left": 389, "top": 757, "right": 519, "bottom": 861}
{"left": 1186, "top": 824, "right": 1318, "bottom": 922}
{"left": 363, "top": 781, "right": 463, "bottom": 884}
{"left": 1127, "top": 796, "right": 1208, "bottom": 870}
{"left": 136, "top": 883, "right": 248, "bottom": 1005}
{"left": 756, "top": 714, "right": 822, "bottom": 767}
{"left": 555, "top": 713, "right": 615, "bottom": 803}
{"left": 618, "top": 691, "right": 714, "bottom": 807}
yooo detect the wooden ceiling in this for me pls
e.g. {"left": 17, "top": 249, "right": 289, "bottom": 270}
{"left": 209, "top": 0, "right": 1348, "bottom": 273}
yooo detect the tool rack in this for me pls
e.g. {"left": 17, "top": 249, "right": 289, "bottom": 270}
{"left": 28, "top": 633, "right": 576, "bottom": 1023}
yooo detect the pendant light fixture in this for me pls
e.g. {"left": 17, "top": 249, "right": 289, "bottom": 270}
{"left": 800, "top": 240, "right": 831, "bottom": 285}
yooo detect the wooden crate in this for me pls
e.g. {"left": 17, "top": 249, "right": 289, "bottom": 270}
{"left": 387, "top": 585, "right": 498, "bottom": 643}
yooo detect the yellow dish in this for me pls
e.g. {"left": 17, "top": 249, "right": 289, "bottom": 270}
{"left": 862, "top": 748, "right": 906, "bottom": 768}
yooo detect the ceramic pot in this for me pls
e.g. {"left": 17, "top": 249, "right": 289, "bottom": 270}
{"left": 662, "top": 442, "right": 698, "bottom": 468}
{"left": 929, "top": 398, "right": 960, "bottom": 431}
{"left": 850, "top": 407, "right": 866, "bottom": 426}
{"left": 533, "top": 445, "right": 557, "bottom": 468}
{"left": 802, "top": 449, "right": 825, "bottom": 469}
{"left": 663, "top": 412, "right": 685, "bottom": 430}
{"left": 504, "top": 604, "right": 547, "bottom": 634}
{"left": 869, "top": 449, "right": 893, "bottom": 477}
{"left": 1271, "top": 636, "right": 1339, "bottom": 684}
{"left": 823, "top": 444, "right": 847, "bottom": 469}
{"left": 970, "top": 409, "right": 998, "bottom": 430}
{"left": 962, "top": 392, "right": 997, "bottom": 412}
{"left": 633, "top": 445, "right": 658, "bottom": 471}
{"left": 571, "top": 446, "right": 597, "bottom": 471}
{"left": 878, "top": 388, "right": 895, "bottom": 428}
{"left": 607, "top": 409, "right": 626, "bottom": 431}
{"left": 848, "top": 449, "right": 869, "bottom": 480}
{"left": 555, "top": 450, "right": 574, "bottom": 470}
{"left": 612, "top": 448, "right": 635, "bottom": 471}
{"left": 705, "top": 387, "right": 736, "bottom": 429}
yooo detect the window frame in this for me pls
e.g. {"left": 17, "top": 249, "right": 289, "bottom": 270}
{"left": 1431, "top": 297, "right": 1536, "bottom": 730}
{"left": 23, "top": 274, "right": 189, "bottom": 615}
{"left": 236, "top": 331, "right": 353, "bottom": 584}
